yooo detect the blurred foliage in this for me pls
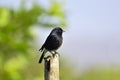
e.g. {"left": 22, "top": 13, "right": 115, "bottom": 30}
{"left": 0, "top": 0, "right": 66, "bottom": 80}
{"left": 77, "top": 67, "right": 120, "bottom": 80}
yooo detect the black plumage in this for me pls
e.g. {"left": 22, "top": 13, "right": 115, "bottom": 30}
{"left": 39, "top": 27, "right": 64, "bottom": 63}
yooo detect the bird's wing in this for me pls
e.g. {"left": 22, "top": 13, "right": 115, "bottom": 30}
{"left": 38, "top": 34, "right": 54, "bottom": 51}
{"left": 45, "top": 34, "right": 57, "bottom": 45}
{"left": 39, "top": 34, "right": 54, "bottom": 51}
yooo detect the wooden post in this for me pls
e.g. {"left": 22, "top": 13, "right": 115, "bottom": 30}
{"left": 44, "top": 53, "right": 59, "bottom": 80}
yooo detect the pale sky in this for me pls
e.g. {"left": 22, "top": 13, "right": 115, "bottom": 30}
{"left": 64, "top": 0, "right": 120, "bottom": 69}
{"left": 1, "top": 0, "right": 120, "bottom": 70}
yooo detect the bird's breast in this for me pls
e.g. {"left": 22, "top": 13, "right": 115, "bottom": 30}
{"left": 45, "top": 35, "right": 62, "bottom": 51}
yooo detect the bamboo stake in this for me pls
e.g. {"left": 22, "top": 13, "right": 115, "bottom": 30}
{"left": 44, "top": 53, "right": 59, "bottom": 80}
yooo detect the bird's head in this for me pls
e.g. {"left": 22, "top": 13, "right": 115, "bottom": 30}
{"left": 51, "top": 27, "right": 65, "bottom": 36}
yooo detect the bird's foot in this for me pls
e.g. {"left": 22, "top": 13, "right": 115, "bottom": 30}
{"left": 50, "top": 51, "right": 60, "bottom": 57}
{"left": 53, "top": 51, "right": 60, "bottom": 57}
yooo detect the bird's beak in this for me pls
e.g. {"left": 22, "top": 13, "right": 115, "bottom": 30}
{"left": 63, "top": 30, "right": 65, "bottom": 32}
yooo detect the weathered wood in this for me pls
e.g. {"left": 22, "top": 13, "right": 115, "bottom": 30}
{"left": 44, "top": 53, "right": 59, "bottom": 80}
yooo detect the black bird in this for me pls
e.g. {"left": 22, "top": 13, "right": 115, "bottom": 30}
{"left": 39, "top": 27, "right": 64, "bottom": 63}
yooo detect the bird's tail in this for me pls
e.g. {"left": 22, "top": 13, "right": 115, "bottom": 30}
{"left": 39, "top": 50, "right": 47, "bottom": 63}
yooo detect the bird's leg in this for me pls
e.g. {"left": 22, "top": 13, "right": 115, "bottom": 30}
{"left": 50, "top": 51, "right": 54, "bottom": 56}
{"left": 54, "top": 51, "right": 57, "bottom": 54}
{"left": 50, "top": 51, "right": 60, "bottom": 57}
{"left": 52, "top": 51, "right": 57, "bottom": 55}
{"left": 54, "top": 51, "right": 60, "bottom": 57}
{"left": 49, "top": 51, "right": 56, "bottom": 57}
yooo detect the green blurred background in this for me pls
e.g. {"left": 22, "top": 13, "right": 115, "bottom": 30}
{"left": 0, "top": 0, "right": 120, "bottom": 80}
